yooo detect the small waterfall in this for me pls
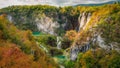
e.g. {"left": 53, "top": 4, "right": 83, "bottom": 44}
{"left": 36, "top": 42, "right": 48, "bottom": 53}
{"left": 57, "top": 36, "right": 62, "bottom": 49}
{"left": 31, "top": 49, "right": 35, "bottom": 55}
{"left": 60, "top": 65, "right": 65, "bottom": 68}
{"left": 7, "top": 15, "right": 13, "bottom": 22}
{"left": 39, "top": 45, "right": 48, "bottom": 53}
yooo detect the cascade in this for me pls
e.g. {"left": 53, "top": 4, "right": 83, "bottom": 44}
{"left": 7, "top": 15, "right": 13, "bottom": 22}
{"left": 57, "top": 36, "right": 62, "bottom": 49}
{"left": 36, "top": 42, "right": 48, "bottom": 53}
{"left": 39, "top": 45, "right": 48, "bottom": 53}
{"left": 31, "top": 49, "right": 34, "bottom": 55}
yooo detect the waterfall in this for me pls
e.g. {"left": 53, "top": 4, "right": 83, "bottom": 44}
{"left": 39, "top": 45, "right": 48, "bottom": 53}
{"left": 7, "top": 15, "right": 13, "bottom": 22}
{"left": 57, "top": 36, "right": 62, "bottom": 49}
{"left": 31, "top": 49, "right": 35, "bottom": 55}
{"left": 36, "top": 42, "right": 48, "bottom": 53}
{"left": 60, "top": 65, "right": 65, "bottom": 68}
{"left": 78, "top": 12, "right": 91, "bottom": 31}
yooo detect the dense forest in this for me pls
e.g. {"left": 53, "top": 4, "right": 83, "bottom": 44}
{"left": 0, "top": 3, "right": 120, "bottom": 68}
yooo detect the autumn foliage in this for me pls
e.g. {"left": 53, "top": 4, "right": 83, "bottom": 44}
{"left": 0, "top": 15, "right": 58, "bottom": 68}
{"left": 65, "top": 30, "right": 77, "bottom": 41}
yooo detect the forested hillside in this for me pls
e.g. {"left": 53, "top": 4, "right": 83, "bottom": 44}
{"left": 0, "top": 15, "right": 58, "bottom": 68}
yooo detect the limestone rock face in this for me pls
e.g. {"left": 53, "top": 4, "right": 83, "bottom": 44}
{"left": 70, "top": 13, "right": 120, "bottom": 60}
{"left": 35, "top": 15, "right": 60, "bottom": 35}
{"left": 70, "top": 42, "right": 91, "bottom": 61}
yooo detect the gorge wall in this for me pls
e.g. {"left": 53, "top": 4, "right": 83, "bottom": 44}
{"left": 6, "top": 12, "right": 91, "bottom": 35}
{"left": 70, "top": 5, "right": 120, "bottom": 60}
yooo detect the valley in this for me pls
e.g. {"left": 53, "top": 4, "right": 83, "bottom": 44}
{"left": 0, "top": 2, "right": 120, "bottom": 68}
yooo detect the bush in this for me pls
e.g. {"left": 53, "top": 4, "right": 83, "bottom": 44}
{"left": 64, "top": 60, "right": 75, "bottom": 68}
{"left": 65, "top": 30, "right": 77, "bottom": 42}
{"left": 36, "top": 35, "right": 57, "bottom": 47}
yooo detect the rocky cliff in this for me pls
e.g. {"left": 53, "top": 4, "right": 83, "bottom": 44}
{"left": 70, "top": 4, "right": 120, "bottom": 60}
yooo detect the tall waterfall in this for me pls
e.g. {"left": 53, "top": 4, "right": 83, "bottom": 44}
{"left": 57, "top": 36, "right": 62, "bottom": 49}
{"left": 70, "top": 12, "right": 92, "bottom": 61}
{"left": 78, "top": 12, "right": 91, "bottom": 31}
